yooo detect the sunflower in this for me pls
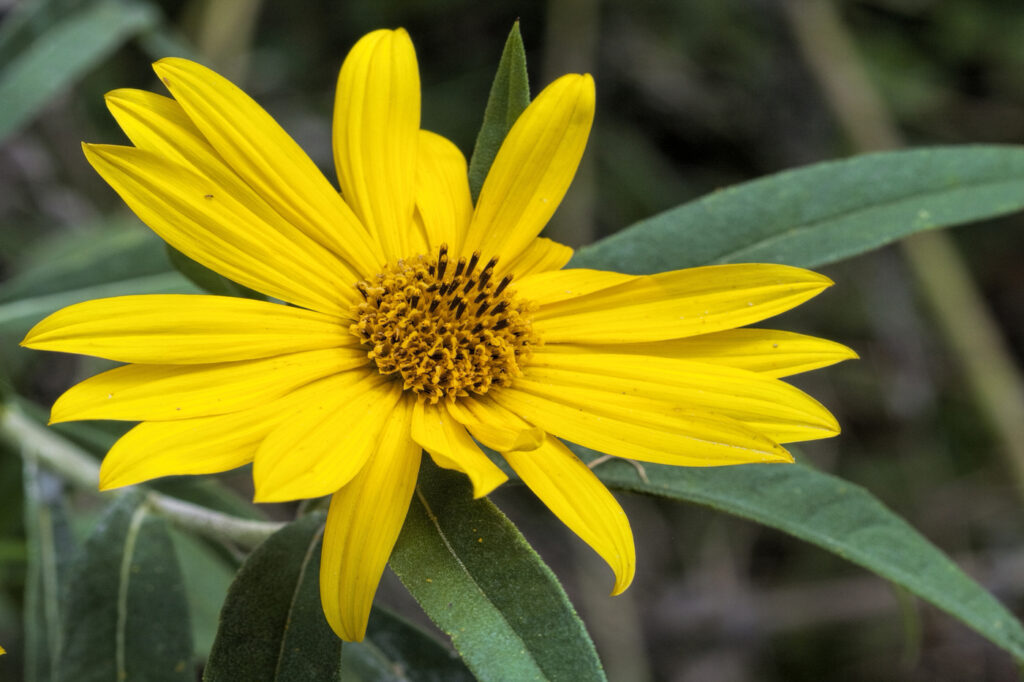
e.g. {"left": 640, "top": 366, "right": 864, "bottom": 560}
{"left": 22, "top": 28, "right": 854, "bottom": 641}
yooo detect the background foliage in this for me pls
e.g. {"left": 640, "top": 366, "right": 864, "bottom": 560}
{"left": 4, "top": 0, "right": 1024, "bottom": 680}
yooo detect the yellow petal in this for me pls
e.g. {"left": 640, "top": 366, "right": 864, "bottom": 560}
{"left": 105, "top": 89, "right": 371, "bottom": 285}
{"left": 532, "top": 264, "right": 833, "bottom": 343}
{"left": 504, "top": 237, "right": 574, "bottom": 278}
{"left": 152, "top": 58, "right": 384, "bottom": 274}
{"left": 445, "top": 395, "right": 544, "bottom": 452}
{"left": 461, "top": 74, "right": 595, "bottom": 269}
{"left": 525, "top": 351, "right": 840, "bottom": 443}
{"left": 514, "top": 268, "right": 635, "bottom": 306}
{"left": 492, "top": 383, "right": 792, "bottom": 466}
{"left": 544, "top": 329, "right": 858, "bottom": 378}
{"left": 83, "top": 143, "right": 356, "bottom": 316}
{"left": 253, "top": 377, "right": 402, "bottom": 502}
{"left": 415, "top": 130, "right": 471, "bottom": 255}
{"left": 105, "top": 89, "right": 205, "bottom": 167}
{"left": 22, "top": 294, "right": 351, "bottom": 364}
{"left": 319, "top": 398, "right": 421, "bottom": 641}
{"left": 333, "top": 29, "right": 420, "bottom": 260}
{"left": 503, "top": 436, "right": 634, "bottom": 594}
{"left": 411, "top": 400, "right": 508, "bottom": 498}
{"left": 51, "top": 348, "right": 368, "bottom": 423}
{"left": 98, "top": 375, "right": 343, "bottom": 489}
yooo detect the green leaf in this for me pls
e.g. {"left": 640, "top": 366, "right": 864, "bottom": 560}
{"left": 203, "top": 513, "right": 341, "bottom": 682}
{"left": 583, "top": 449, "right": 1024, "bottom": 662}
{"left": 467, "top": 21, "right": 530, "bottom": 201}
{"left": 57, "top": 491, "right": 193, "bottom": 682}
{"left": 22, "top": 455, "right": 74, "bottom": 682}
{"left": 165, "top": 245, "right": 264, "bottom": 300}
{"left": 168, "top": 529, "right": 235, "bottom": 660}
{"left": 0, "top": 218, "right": 198, "bottom": 335}
{"left": 571, "top": 146, "right": 1024, "bottom": 272}
{"left": 390, "top": 458, "right": 605, "bottom": 682}
{"left": 0, "top": 0, "right": 159, "bottom": 142}
{"left": 341, "top": 607, "right": 474, "bottom": 682}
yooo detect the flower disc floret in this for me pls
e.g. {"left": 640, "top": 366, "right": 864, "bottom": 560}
{"left": 351, "top": 245, "right": 537, "bottom": 402}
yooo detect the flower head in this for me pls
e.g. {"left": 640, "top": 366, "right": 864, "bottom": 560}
{"left": 22, "top": 28, "right": 854, "bottom": 641}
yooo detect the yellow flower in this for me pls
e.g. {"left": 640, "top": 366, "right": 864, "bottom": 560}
{"left": 22, "top": 29, "right": 854, "bottom": 641}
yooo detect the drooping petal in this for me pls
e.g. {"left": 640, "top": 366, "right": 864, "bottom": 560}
{"left": 151, "top": 58, "right": 384, "bottom": 274}
{"left": 531, "top": 264, "right": 833, "bottom": 343}
{"left": 411, "top": 400, "right": 508, "bottom": 498}
{"left": 253, "top": 377, "right": 402, "bottom": 502}
{"left": 98, "top": 374, "right": 344, "bottom": 489}
{"left": 105, "top": 89, "right": 371, "bottom": 285}
{"left": 461, "top": 74, "right": 594, "bottom": 270}
{"left": 524, "top": 351, "right": 839, "bottom": 443}
{"left": 319, "top": 398, "right": 421, "bottom": 641}
{"left": 503, "top": 436, "right": 634, "bottom": 594}
{"left": 22, "top": 295, "right": 351, "bottom": 364}
{"left": 514, "top": 268, "right": 635, "bottom": 306}
{"left": 333, "top": 29, "right": 420, "bottom": 260}
{"left": 415, "top": 130, "right": 471, "bottom": 254}
{"left": 50, "top": 348, "right": 368, "bottom": 423}
{"left": 492, "top": 383, "right": 792, "bottom": 466}
{"left": 83, "top": 143, "right": 357, "bottom": 316}
{"left": 542, "top": 329, "right": 858, "bottom": 379}
{"left": 504, "top": 237, "right": 574, "bottom": 278}
{"left": 445, "top": 395, "right": 544, "bottom": 452}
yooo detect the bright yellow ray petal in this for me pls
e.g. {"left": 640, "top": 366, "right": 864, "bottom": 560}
{"left": 524, "top": 351, "right": 839, "bottom": 443}
{"left": 543, "top": 329, "right": 858, "bottom": 379}
{"left": 532, "top": 264, "right": 833, "bottom": 343}
{"left": 333, "top": 29, "right": 420, "bottom": 260}
{"left": 51, "top": 348, "right": 369, "bottom": 423}
{"left": 152, "top": 58, "right": 384, "bottom": 274}
{"left": 462, "top": 74, "right": 595, "bottom": 269}
{"left": 504, "top": 237, "right": 574, "bottom": 278}
{"left": 105, "top": 89, "right": 370, "bottom": 285}
{"left": 98, "top": 374, "right": 344, "bottom": 489}
{"left": 445, "top": 395, "right": 544, "bottom": 452}
{"left": 105, "top": 89, "right": 205, "bottom": 167}
{"left": 253, "top": 377, "right": 402, "bottom": 502}
{"left": 415, "top": 130, "right": 471, "bottom": 254}
{"left": 22, "top": 294, "right": 351, "bottom": 364}
{"left": 514, "top": 268, "right": 635, "bottom": 306}
{"left": 83, "top": 143, "right": 357, "bottom": 316}
{"left": 492, "top": 384, "right": 792, "bottom": 466}
{"left": 411, "top": 400, "right": 508, "bottom": 498}
{"left": 102, "top": 416, "right": 259, "bottom": 490}
{"left": 319, "top": 398, "right": 421, "bottom": 641}
{"left": 503, "top": 436, "right": 634, "bottom": 594}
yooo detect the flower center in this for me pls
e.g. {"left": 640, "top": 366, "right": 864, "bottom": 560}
{"left": 351, "top": 245, "right": 537, "bottom": 403}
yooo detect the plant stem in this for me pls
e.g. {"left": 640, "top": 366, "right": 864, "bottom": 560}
{"left": 1, "top": 404, "right": 282, "bottom": 548}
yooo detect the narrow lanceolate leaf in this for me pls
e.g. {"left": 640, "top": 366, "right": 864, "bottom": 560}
{"left": 165, "top": 245, "right": 264, "bottom": 299}
{"left": 204, "top": 513, "right": 341, "bottom": 682}
{"left": 341, "top": 607, "right": 474, "bottom": 682}
{"left": 22, "top": 456, "right": 75, "bottom": 682}
{"left": 0, "top": 0, "right": 159, "bottom": 142}
{"left": 572, "top": 146, "right": 1024, "bottom": 273}
{"left": 168, "top": 530, "right": 236, "bottom": 660}
{"left": 390, "top": 459, "right": 605, "bottom": 682}
{"left": 0, "top": 217, "right": 198, "bottom": 335}
{"left": 57, "top": 491, "right": 193, "bottom": 682}
{"left": 582, "top": 450, "right": 1024, "bottom": 662}
{"left": 467, "top": 21, "right": 530, "bottom": 201}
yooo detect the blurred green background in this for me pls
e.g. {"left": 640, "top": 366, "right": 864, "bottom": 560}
{"left": 3, "top": 0, "right": 1024, "bottom": 680}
